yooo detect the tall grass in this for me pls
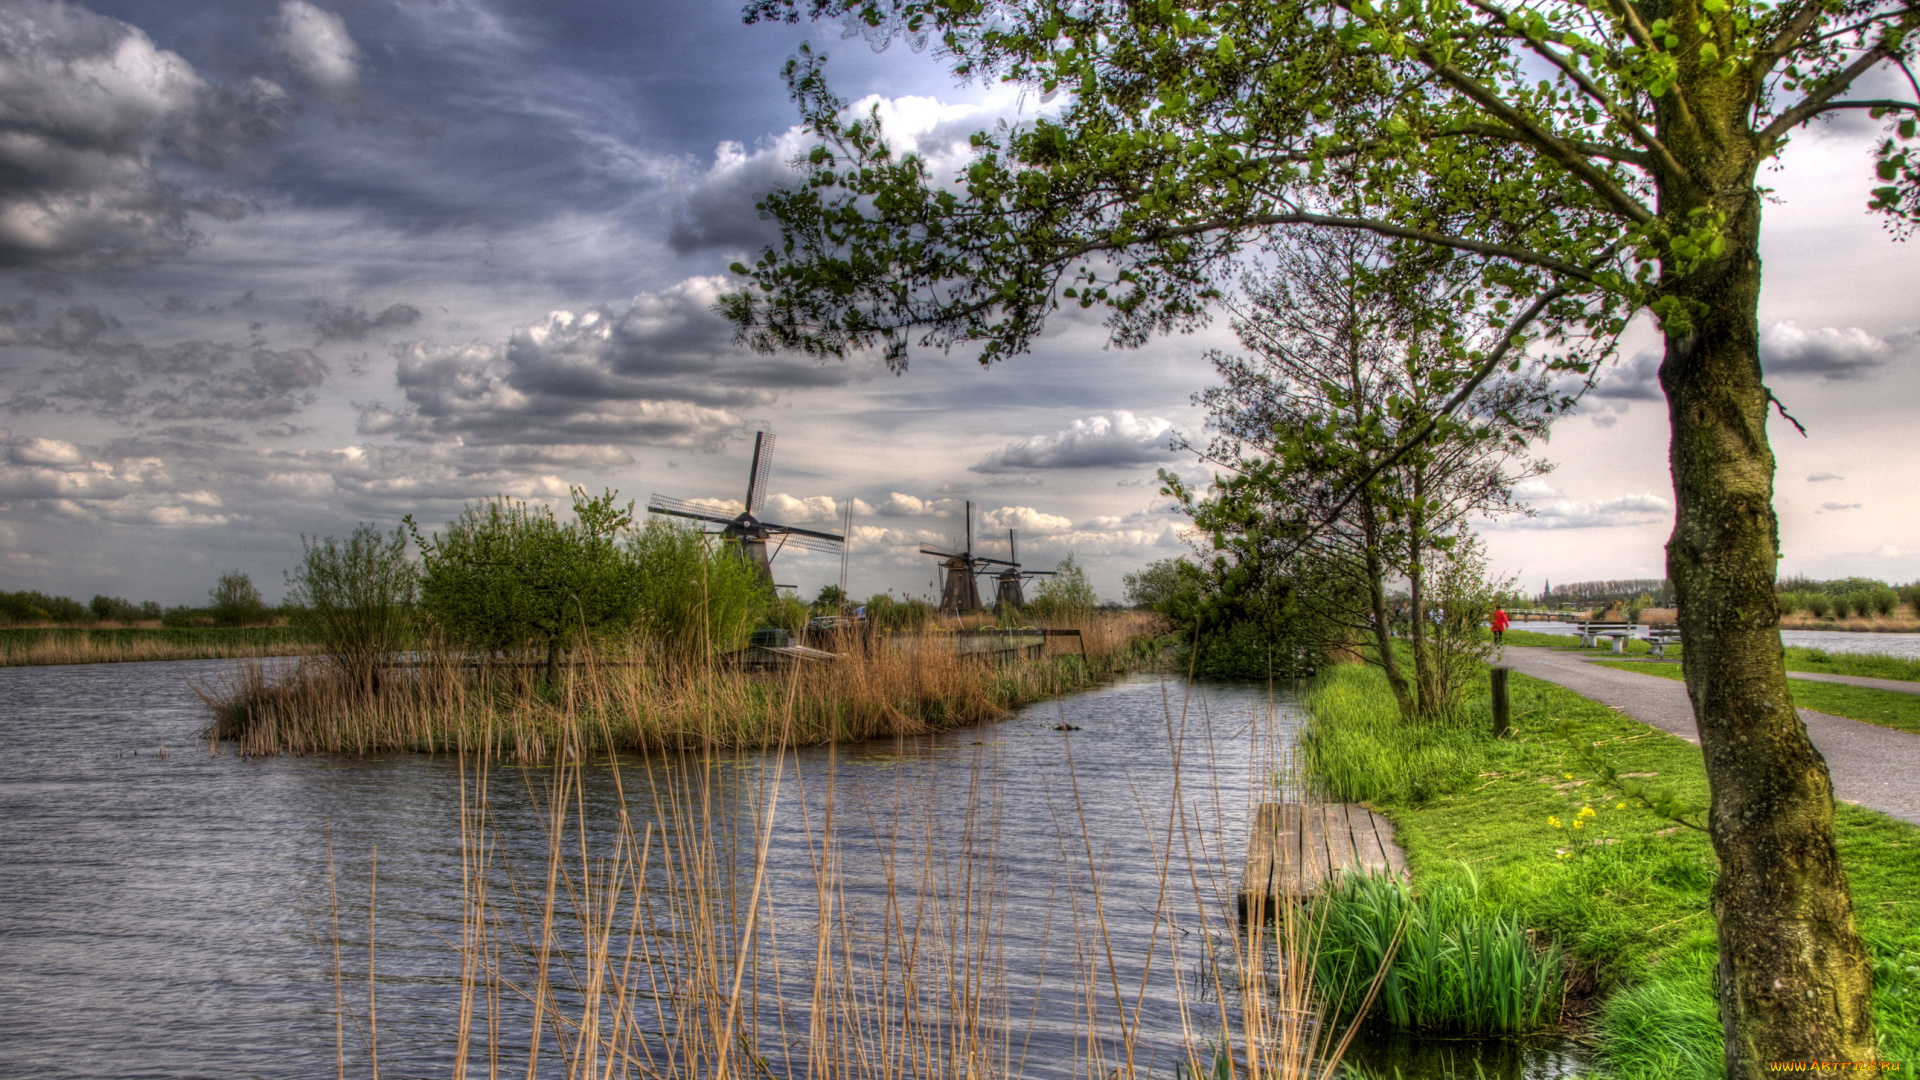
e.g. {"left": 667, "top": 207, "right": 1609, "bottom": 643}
{"left": 0, "top": 625, "right": 317, "bottom": 667}
{"left": 207, "top": 613, "right": 1162, "bottom": 758}
{"left": 1309, "top": 872, "right": 1561, "bottom": 1034}
{"left": 1784, "top": 646, "right": 1920, "bottom": 682}
{"left": 315, "top": 660, "right": 1361, "bottom": 1079}
{"left": 1300, "top": 664, "right": 1486, "bottom": 804}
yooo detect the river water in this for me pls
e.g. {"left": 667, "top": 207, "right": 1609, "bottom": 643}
{"left": 0, "top": 660, "right": 1583, "bottom": 1079}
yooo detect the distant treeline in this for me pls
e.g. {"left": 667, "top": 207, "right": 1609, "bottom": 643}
{"left": 0, "top": 571, "right": 277, "bottom": 628}
{"left": 1775, "top": 576, "right": 1920, "bottom": 620}
{"left": 1539, "top": 579, "right": 1674, "bottom": 606}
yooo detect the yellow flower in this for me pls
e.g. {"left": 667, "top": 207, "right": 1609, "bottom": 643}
{"left": 1615, "top": 802, "right": 1626, "bottom": 810}
{"left": 1578, "top": 806, "right": 1597, "bottom": 820}
{"left": 1556, "top": 851, "right": 1571, "bottom": 860}
{"left": 1548, "top": 815, "right": 1562, "bottom": 828}
{"left": 1564, "top": 773, "right": 1574, "bottom": 779}
{"left": 1573, "top": 820, "right": 1586, "bottom": 829}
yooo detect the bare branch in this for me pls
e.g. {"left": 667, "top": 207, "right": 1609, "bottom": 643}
{"left": 1760, "top": 36, "right": 1911, "bottom": 144}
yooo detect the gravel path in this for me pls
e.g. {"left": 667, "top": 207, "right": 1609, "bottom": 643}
{"left": 1499, "top": 646, "right": 1920, "bottom": 824}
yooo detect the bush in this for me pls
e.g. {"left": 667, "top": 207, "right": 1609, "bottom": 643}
{"left": 861, "top": 593, "right": 939, "bottom": 630}
{"left": 1807, "top": 593, "right": 1834, "bottom": 619}
{"left": 286, "top": 524, "right": 417, "bottom": 687}
{"left": 209, "top": 573, "right": 269, "bottom": 627}
{"left": 624, "top": 519, "right": 767, "bottom": 661}
{"left": 1871, "top": 588, "right": 1899, "bottom": 618}
{"left": 1029, "top": 553, "right": 1098, "bottom": 622}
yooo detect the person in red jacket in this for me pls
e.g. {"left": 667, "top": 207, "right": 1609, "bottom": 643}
{"left": 1491, "top": 606, "right": 1511, "bottom": 645}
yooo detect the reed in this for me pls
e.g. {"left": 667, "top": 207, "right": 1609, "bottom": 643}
{"left": 207, "top": 613, "right": 1163, "bottom": 759}
{"left": 0, "top": 625, "right": 318, "bottom": 667}
{"left": 314, "top": 656, "right": 1363, "bottom": 1079}
{"left": 1309, "top": 872, "right": 1562, "bottom": 1034}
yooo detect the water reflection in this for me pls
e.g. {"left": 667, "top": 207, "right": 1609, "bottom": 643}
{"left": 0, "top": 661, "right": 1588, "bottom": 1079}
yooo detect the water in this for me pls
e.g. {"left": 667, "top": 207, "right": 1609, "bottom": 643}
{"left": 0, "top": 660, "right": 1585, "bottom": 1078}
{"left": 1518, "top": 619, "right": 1920, "bottom": 658}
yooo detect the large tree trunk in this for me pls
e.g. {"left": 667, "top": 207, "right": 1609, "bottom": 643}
{"left": 1659, "top": 188, "right": 1879, "bottom": 1074}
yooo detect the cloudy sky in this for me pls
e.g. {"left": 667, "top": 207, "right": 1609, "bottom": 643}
{"left": 0, "top": 0, "right": 1915, "bottom": 607}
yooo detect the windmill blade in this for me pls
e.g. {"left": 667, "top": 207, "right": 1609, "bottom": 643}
{"left": 1009, "top": 528, "right": 1018, "bottom": 567}
{"left": 972, "top": 555, "right": 1016, "bottom": 567}
{"left": 649, "top": 493, "right": 742, "bottom": 518}
{"left": 920, "top": 547, "right": 963, "bottom": 559}
{"left": 776, "top": 534, "right": 844, "bottom": 555}
{"left": 744, "top": 431, "right": 775, "bottom": 516}
{"left": 647, "top": 503, "right": 737, "bottom": 527}
{"left": 766, "top": 521, "right": 844, "bottom": 544}
{"left": 964, "top": 500, "right": 974, "bottom": 555}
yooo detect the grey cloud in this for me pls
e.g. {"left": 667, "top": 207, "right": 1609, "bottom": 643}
{"left": 1808, "top": 472, "right": 1845, "bottom": 482}
{"left": 365, "top": 275, "right": 871, "bottom": 447}
{"left": 972, "top": 412, "right": 1182, "bottom": 472}
{"left": 1819, "top": 501, "right": 1863, "bottom": 511}
{"left": 0, "top": 0, "right": 294, "bottom": 268}
{"left": 1500, "top": 492, "right": 1672, "bottom": 530}
{"left": 1761, "top": 321, "right": 1897, "bottom": 380}
{"left": 308, "top": 300, "right": 422, "bottom": 342}
{"left": 667, "top": 140, "right": 797, "bottom": 253}
{"left": 1589, "top": 347, "right": 1662, "bottom": 401}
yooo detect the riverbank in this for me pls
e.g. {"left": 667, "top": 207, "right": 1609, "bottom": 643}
{"left": 1302, "top": 663, "right": 1920, "bottom": 1079}
{"left": 0, "top": 626, "right": 318, "bottom": 667}
{"left": 207, "top": 613, "right": 1162, "bottom": 758}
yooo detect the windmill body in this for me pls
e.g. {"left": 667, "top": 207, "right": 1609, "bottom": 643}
{"left": 646, "top": 432, "right": 844, "bottom": 593}
{"left": 991, "top": 529, "right": 1053, "bottom": 612}
{"left": 921, "top": 500, "right": 1000, "bottom": 615}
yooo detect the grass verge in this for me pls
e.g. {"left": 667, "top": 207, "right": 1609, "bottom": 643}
{"left": 0, "top": 625, "right": 317, "bottom": 667}
{"left": 1302, "top": 662, "right": 1920, "bottom": 1079}
{"left": 1506, "top": 628, "right": 1920, "bottom": 683}
{"left": 1590, "top": 660, "right": 1920, "bottom": 737}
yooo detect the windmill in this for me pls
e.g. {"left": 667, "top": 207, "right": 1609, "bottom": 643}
{"left": 646, "top": 431, "right": 844, "bottom": 590}
{"left": 989, "top": 529, "right": 1055, "bottom": 611}
{"left": 920, "top": 500, "right": 1005, "bottom": 615}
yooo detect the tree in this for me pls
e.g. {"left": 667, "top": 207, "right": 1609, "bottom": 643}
{"left": 1029, "top": 553, "right": 1098, "bottom": 621}
{"left": 628, "top": 518, "right": 769, "bottom": 662}
{"left": 209, "top": 572, "right": 268, "bottom": 627}
{"left": 1123, "top": 556, "right": 1200, "bottom": 609}
{"left": 1172, "top": 229, "right": 1550, "bottom": 719}
{"left": 285, "top": 524, "right": 417, "bottom": 691}
{"left": 728, "top": 0, "right": 1916, "bottom": 1066}
{"left": 813, "top": 583, "right": 849, "bottom": 611}
{"left": 407, "top": 489, "right": 643, "bottom": 682}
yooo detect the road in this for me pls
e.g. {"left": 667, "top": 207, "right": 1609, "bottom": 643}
{"left": 1499, "top": 646, "right": 1920, "bottom": 824}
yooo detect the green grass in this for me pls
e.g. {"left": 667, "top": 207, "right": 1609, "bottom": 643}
{"left": 1782, "top": 645, "right": 1920, "bottom": 683}
{"left": 1591, "top": 659, "right": 1920, "bottom": 736}
{"left": 1507, "top": 628, "right": 1920, "bottom": 684}
{"left": 1302, "top": 663, "right": 1920, "bottom": 1080}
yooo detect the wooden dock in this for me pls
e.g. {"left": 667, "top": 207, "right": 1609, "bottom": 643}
{"left": 1239, "top": 802, "right": 1407, "bottom": 915}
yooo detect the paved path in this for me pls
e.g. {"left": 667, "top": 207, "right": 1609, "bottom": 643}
{"left": 1499, "top": 646, "right": 1920, "bottom": 824}
{"left": 1598, "top": 657, "right": 1920, "bottom": 696}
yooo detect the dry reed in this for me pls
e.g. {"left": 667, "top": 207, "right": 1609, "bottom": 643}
{"left": 1, "top": 627, "right": 319, "bottom": 667}
{"left": 314, "top": 653, "right": 1361, "bottom": 1080}
{"left": 206, "top": 613, "right": 1162, "bottom": 760}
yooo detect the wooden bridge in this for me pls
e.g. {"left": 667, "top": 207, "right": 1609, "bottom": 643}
{"left": 1239, "top": 802, "right": 1408, "bottom": 915}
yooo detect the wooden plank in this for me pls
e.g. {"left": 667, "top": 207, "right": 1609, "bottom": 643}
{"left": 1240, "top": 802, "right": 1409, "bottom": 916}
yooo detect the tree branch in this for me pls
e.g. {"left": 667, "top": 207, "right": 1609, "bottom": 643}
{"left": 1760, "top": 37, "right": 1909, "bottom": 144}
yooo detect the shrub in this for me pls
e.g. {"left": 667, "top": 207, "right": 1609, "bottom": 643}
{"left": 87, "top": 595, "right": 152, "bottom": 622}
{"left": 1807, "top": 593, "right": 1834, "bottom": 619}
{"left": 209, "top": 572, "right": 269, "bottom": 627}
{"left": 285, "top": 524, "right": 417, "bottom": 688}
{"left": 1029, "top": 553, "right": 1098, "bottom": 622}
{"left": 409, "top": 489, "right": 645, "bottom": 678}
{"left": 0, "top": 589, "right": 89, "bottom": 624}
{"left": 627, "top": 518, "right": 767, "bottom": 661}
{"left": 862, "top": 592, "right": 940, "bottom": 630}
{"left": 1871, "top": 588, "right": 1899, "bottom": 618}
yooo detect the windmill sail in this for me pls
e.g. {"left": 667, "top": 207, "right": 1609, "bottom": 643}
{"left": 645, "top": 430, "right": 842, "bottom": 593}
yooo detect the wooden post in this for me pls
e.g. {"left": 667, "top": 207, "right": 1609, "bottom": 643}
{"left": 1491, "top": 666, "right": 1511, "bottom": 738}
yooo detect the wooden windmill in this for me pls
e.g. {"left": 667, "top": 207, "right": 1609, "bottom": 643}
{"left": 989, "top": 528, "right": 1054, "bottom": 611}
{"left": 646, "top": 431, "right": 844, "bottom": 591}
{"left": 920, "top": 500, "right": 999, "bottom": 615}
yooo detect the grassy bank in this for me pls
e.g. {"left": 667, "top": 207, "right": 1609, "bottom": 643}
{"left": 1591, "top": 659, "right": 1920, "bottom": 736}
{"left": 1302, "top": 663, "right": 1920, "bottom": 1078}
{"left": 0, "top": 625, "right": 317, "bottom": 667}
{"left": 208, "top": 613, "right": 1160, "bottom": 758}
{"left": 1506, "top": 627, "right": 1920, "bottom": 683}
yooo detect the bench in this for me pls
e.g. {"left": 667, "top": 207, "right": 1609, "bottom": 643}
{"left": 1646, "top": 627, "right": 1682, "bottom": 658}
{"left": 1574, "top": 621, "right": 1636, "bottom": 652}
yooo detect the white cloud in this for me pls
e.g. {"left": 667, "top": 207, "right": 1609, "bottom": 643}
{"left": 1500, "top": 492, "right": 1673, "bottom": 530}
{"left": 981, "top": 505, "right": 1072, "bottom": 533}
{"left": 972, "top": 411, "right": 1182, "bottom": 472}
{"left": 1762, "top": 320, "right": 1897, "bottom": 380}
{"left": 270, "top": 1, "right": 360, "bottom": 101}
{"left": 0, "top": 0, "right": 292, "bottom": 267}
